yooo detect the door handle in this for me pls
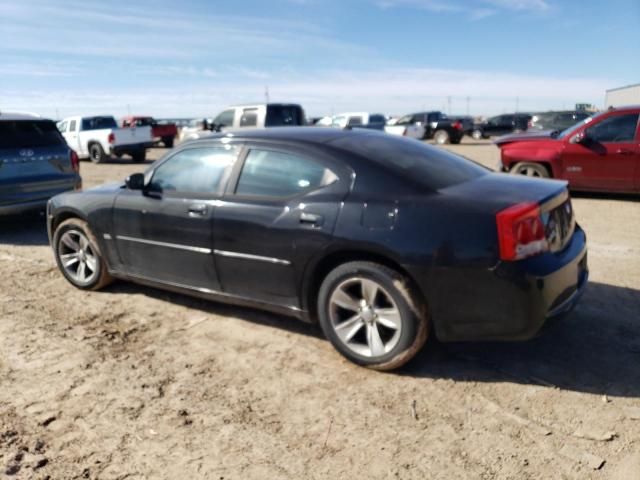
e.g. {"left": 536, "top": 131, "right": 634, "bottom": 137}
{"left": 188, "top": 204, "right": 208, "bottom": 216}
{"left": 300, "top": 212, "right": 324, "bottom": 227}
{"left": 616, "top": 148, "right": 634, "bottom": 155}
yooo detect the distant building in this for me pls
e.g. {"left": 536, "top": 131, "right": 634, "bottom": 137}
{"left": 605, "top": 83, "right": 640, "bottom": 108}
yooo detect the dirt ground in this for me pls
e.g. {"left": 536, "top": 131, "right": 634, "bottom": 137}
{"left": 1, "top": 138, "right": 639, "bottom": 479}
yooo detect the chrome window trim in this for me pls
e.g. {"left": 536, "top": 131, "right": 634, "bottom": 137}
{"left": 116, "top": 235, "right": 212, "bottom": 254}
{"left": 213, "top": 249, "right": 291, "bottom": 265}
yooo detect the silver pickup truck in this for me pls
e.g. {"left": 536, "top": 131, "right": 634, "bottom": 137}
{"left": 58, "top": 115, "right": 153, "bottom": 163}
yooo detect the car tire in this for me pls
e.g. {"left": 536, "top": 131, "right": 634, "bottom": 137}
{"left": 451, "top": 137, "right": 461, "bottom": 145}
{"left": 317, "top": 261, "right": 429, "bottom": 371}
{"left": 471, "top": 129, "right": 483, "bottom": 140}
{"left": 511, "top": 162, "right": 550, "bottom": 178}
{"left": 433, "top": 130, "right": 450, "bottom": 145}
{"left": 131, "top": 149, "right": 146, "bottom": 163}
{"left": 162, "top": 136, "right": 174, "bottom": 148}
{"left": 89, "top": 143, "right": 107, "bottom": 164}
{"left": 53, "top": 218, "right": 113, "bottom": 291}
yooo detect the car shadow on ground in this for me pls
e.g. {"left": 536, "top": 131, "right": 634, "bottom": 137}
{"left": 0, "top": 212, "right": 49, "bottom": 246}
{"left": 571, "top": 191, "right": 640, "bottom": 202}
{"left": 403, "top": 281, "right": 640, "bottom": 398}
{"left": 106, "top": 278, "right": 639, "bottom": 398}
{"left": 104, "top": 281, "right": 324, "bottom": 340}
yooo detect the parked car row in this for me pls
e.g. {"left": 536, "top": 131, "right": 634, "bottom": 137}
{"left": 4, "top": 103, "right": 639, "bottom": 370}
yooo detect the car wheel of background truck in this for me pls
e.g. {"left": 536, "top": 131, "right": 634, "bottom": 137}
{"left": 434, "top": 130, "right": 450, "bottom": 145}
{"left": 511, "top": 162, "right": 550, "bottom": 178}
{"left": 471, "top": 129, "right": 483, "bottom": 140}
{"left": 162, "top": 137, "right": 174, "bottom": 148}
{"left": 89, "top": 143, "right": 106, "bottom": 164}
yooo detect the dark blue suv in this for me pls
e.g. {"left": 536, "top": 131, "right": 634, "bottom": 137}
{"left": 0, "top": 113, "right": 81, "bottom": 215}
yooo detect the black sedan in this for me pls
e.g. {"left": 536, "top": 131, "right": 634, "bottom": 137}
{"left": 47, "top": 128, "right": 588, "bottom": 370}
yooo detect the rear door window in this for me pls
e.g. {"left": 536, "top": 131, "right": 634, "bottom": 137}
{"left": 0, "top": 120, "right": 65, "bottom": 149}
{"left": 235, "top": 149, "right": 337, "bottom": 197}
{"left": 240, "top": 109, "right": 258, "bottom": 127}
{"left": 348, "top": 116, "right": 363, "bottom": 126}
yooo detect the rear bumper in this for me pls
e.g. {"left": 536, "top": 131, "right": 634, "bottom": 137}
{"left": 427, "top": 225, "right": 588, "bottom": 342}
{"left": 110, "top": 143, "right": 153, "bottom": 155}
{"left": 0, "top": 198, "right": 49, "bottom": 215}
{"left": 0, "top": 177, "right": 81, "bottom": 216}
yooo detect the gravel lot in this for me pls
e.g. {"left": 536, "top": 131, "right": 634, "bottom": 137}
{"left": 1, "top": 138, "right": 639, "bottom": 479}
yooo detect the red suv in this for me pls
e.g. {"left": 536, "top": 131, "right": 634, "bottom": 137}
{"left": 496, "top": 106, "right": 640, "bottom": 193}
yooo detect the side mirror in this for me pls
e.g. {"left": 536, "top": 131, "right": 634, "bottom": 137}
{"left": 125, "top": 173, "right": 145, "bottom": 190}
{"left": 570, "top": 132, "right": 587, "bottom": 144}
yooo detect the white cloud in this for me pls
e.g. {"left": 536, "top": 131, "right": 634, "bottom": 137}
{"left": 374, "top": 0, "right": 551, "bottom": 16}
{"left": 0, "top": 67, "right": 610, "bottom": 119}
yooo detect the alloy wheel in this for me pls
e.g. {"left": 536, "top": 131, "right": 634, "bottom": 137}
{"left": 57, "top": 230, "right": 99, "bottom": 285}
{"left": 328, "top": 277, "right": 402, "bottom": 357}
{"left": 517, "top": 165, "right": 542, "bottom": 177}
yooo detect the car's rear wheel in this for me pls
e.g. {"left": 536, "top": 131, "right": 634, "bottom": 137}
{"left": 433, "top": 130, "right": 450, "bottom": 145}
{"left": 89, "top": 143, "right": 107, "bottom": 164}
{"left": 511, "top": 162, "right": 550, "bottom": 178}
{"left": 53, "top": 218, "right": 113, "bottom": 290}
{"left": 162, "top": 136, "right": 174, "bottom": 148}
{"left": 317, "top": 261, "right": 428, "bottom": 371}
{"left": 471, "top": 129, "right": 483, "bottom": 140}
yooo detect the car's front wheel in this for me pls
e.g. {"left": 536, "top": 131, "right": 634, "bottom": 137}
{"left": 317, "top": 261, "right": 428, "bottom": 371}
{"left": 511, "top": 161, "right": 550, "bottom": 178}
{"left": 53, "top": 218, "right": 113, "bottom": 290}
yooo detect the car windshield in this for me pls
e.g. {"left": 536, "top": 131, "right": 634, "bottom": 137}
{"left": 330, "top": 133, "right": 488, "bottom": 190}
{"left": 395, "top": 115, "right": 413, "bottom": 125}
{"left": 135, "top": 117, "right": 155, "bottom": 127}
{"left": 82, "top": 116, "right": 118, "bottom": 130}
{"left": 556, "top": 112, "right": 602, "bottom": 139}
{"left": 0, "top": 120, "right": 64, "bottom": 149}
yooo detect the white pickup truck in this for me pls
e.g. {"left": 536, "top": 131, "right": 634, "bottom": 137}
{"left": 384, "top": 114, "right": 426, "bottom": 139}
{"left": 58, "top": 115, "right": 153, "bottom": 163}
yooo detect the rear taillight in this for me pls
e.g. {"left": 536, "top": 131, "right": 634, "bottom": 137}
{"left": 527, "top": 120, "right": 533, "bottom": 128}
{"left": 108, "top": 133, "right": 115, "bottom": 144}
{"left": 70, "top": 150, "right": 80, "bottom": 173}
{"left": 496, "top": 202, "right": 548, "bottom": 261}
{"left": 452, "top": 121, "right": 462, "bottom": 130}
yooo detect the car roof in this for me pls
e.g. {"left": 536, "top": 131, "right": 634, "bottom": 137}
{"left": 186, "top": 126, "right": 385, "bottom": 146}
{"left": 608, "top": 105, "right": 640, "bottom": 113}
{"left": 228, "top": 103, "right": 303, "bottom": 108}
{"left": 0, "top": 111, "right": 45, "bottom": 121}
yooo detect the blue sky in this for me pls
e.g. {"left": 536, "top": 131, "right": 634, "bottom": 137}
{"left": 0, "top": 0, "right": 638, "bottom": 118}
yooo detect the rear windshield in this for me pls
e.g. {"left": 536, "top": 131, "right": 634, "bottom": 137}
{"left": 330, "top": 133, "right": 488, "bottom": 190}
{"left": 81, "top": 116, "right": 117, "bottom": 130}
{"left": 0, "top": 120, "right": 65, "bottom": 149}
{"left": 265, "top": 105, "right": 305, "bottom": 127}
